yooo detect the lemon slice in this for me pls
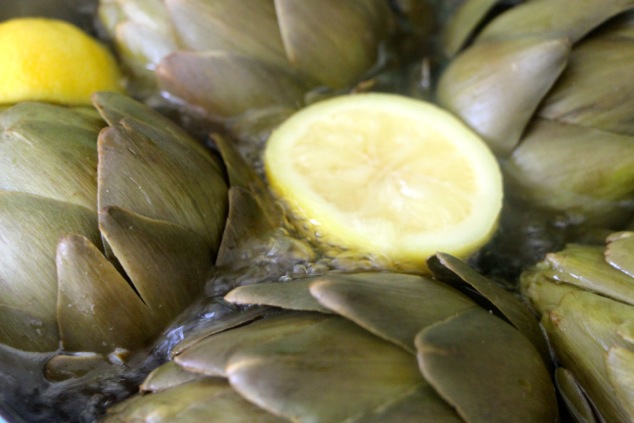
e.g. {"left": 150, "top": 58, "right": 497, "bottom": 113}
{"left": 0, "top": 18, "right": 123, "bottom": 105}
{"left": 264, "top": 93, "right": 503, "bottom": 272}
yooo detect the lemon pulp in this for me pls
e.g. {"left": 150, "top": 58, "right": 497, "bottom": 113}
{"left": 264, "top": 93, "right": 503, "bottom": 272}
{"left": 0, "top": 18, "right": 123, "bottom": 105}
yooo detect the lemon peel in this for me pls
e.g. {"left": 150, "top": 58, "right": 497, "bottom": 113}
{"left": 0, "top": 18, "right": 123, "bottom": 105}
{"left": 264, "top": 93, "right": 503, "bottom": 273}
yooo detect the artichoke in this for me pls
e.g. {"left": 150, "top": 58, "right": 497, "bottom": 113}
{"left": 103, "top": 254, "right": 558, "bottom": 422}
{"left": 521, "top": 232, "right": 634, "bottom": 423}
{"left": 437, "top": 0, "right": 634, "bottom": 229}
{"left": 0, "top": 91, "right": 228, "bottom": 358}
{"left": 97, "top": 0, "right": 392, "bottom": 119}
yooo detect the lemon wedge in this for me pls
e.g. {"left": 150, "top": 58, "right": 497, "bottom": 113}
{"left": 0, "top": 18, "right": 123, "bottom": 105}
{"left": 264, "top": 93, "right": 503, "bottom": 272}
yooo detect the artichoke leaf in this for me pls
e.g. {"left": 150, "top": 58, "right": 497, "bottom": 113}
{"left": 542, "top": 244, "right": 634, "bottom": 306}
{"left": 99, "top": 206, "right": 211, "bottom": 325}
{"left": 225, "top": 279, "right": 332, "bottom": 314}
{"left": 605, "top": 347, "right": 634, "bottom": 418}
{"left": 104, "top": 378, "right": 281, "bottom": 423}
{"left": 348, "top": 384, "right": 464, "bottom": 423}
{"left": 170, "top": 306, "right": 269, "bottom": 356}
{"left": 157, "top": 51, "right": 308, "bottom": 118}
{"left": 504, "top": 119, "right": 634, "bottom": 226}
{"left": 308, "top": 272, "right": 477, "bottom": 354}
{"left": 0, "top": 304, "right": 59, "bottom": 353}
{"left": 98, "top": 119, "right": 227, "bottom": 250}
{"left": 441, "top": 0, "right": 499, "bottom": 57}
{"left": 0, "top": 102, "right": 99, "bottom": 210}
{"left": 555, "top": 367, "right": 599, "bottom": 423}
{"left": 416, "top": 307, "right": 558, "bottom": 423}
{"left": 175, "top": 312, "right": 328, "bottom": 378}
{"left": 476, "top": 0, "right": 634, "bottom": 44}
{"left": 0, "top": 192, "right": 99, "bottom": 351}
{"left": 428, "top": 253, "right": 552, "bottom": 365}
{"left": 226, "top": 317, "right": 423, "bottom": 423}
{"left": 140, "top": 361, "right": 207, "bottom": 393}
{"left": 540, "top": 290, "right": 634, "bottom": 423}
{"left": 538, "top": 37, "right": 634, "bottom": 136}
{"left": 165, "top": 0, "right": 287, "bottom": 67}
{"left": 44, "top": 353, "right": 112, "bottom": 382}
{"left": 437, "top": 36, "right": 570, "bottom": 155}
{"left": 56, "top": 234, "right": 157, "bottom": 354}
{"left": 606, "top": 232, "right": 634, "bottom": 279}
{"left": 92, "top": 91, "right": 221, "bottom": 170}
{"left": 275, "top": 0, "right": 389, "bottom": 89}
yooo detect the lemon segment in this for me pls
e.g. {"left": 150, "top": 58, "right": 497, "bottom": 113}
{"left": 0, "top": 18, "right": 123, "bottom": 105}
{"left": 264, "top": 93, "right": 503, "bottom": 272}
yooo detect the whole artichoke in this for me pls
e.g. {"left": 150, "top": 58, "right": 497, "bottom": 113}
{"left": 103, "top": 254, "right": 558, "bottom": 422}
{"left": 98, "top": 0, "right": 392, "bottom": 119}
{"left": 521, "top": 232, "right": 634, "bottom": 423}
{"left": 0, "top": 92, "right": 228, "bottom": 356}
{"left": 437, "top": 0, "right": 634, "bottom": 229}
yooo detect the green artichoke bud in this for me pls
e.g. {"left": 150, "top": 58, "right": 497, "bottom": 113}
{"left": 437, "top": 0, "right": 634, "bottom": 228}
{"left": 0, "top": 92, "right": 228, "bottom": 357}
{"left": 521, "top": 232, "right": 634, "bottom": 422}
{"left": 98, "top": 0, "right": 392, "bottom": 119}
{"left": 104, "top": 254, "right": 558, "bottom": 422}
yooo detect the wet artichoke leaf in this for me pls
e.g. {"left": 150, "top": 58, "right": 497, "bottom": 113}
{"left": 275, "top": 0, "right": 388, "bottom": 89}
{"left": 348, "top": 384, "right": 464, "bottom": 423}
{"left": 224, "top": 279, "right": 332, "bottom": 314}
{"left": 56, "top": 234, "right": 157, "bottom": 354}
{"left": 555, "top": 367, "right": 598, "bottom": 423}
{"left": 157, "top": 51, "right": 308, "bottom": 118}
{"left": 170, "top": 306, "right": 269, "bottom": 356}
{"left": 441, "top": 0, "right": 499, "bottom": 57}
{"left": 605, "top": 232, "right": 634, "bottom": 279}
{"left": 44, "top": 353, "right": 112, "bottom": 382}
{"left": 542, "top": 244, "right": 634, "bottom": 306}
{"left": 104, "top": 378, "right": 281, "bottom": 423}
{"left": 0, "top": 102, "right": 100, "bottom": 210}
{"left": 140, "top": 361, "right": 207, "bottom": 393}
{"left": 476, "top": 0, "right": 634, "bottom": 44}
{"left": 308, "top": 272, "right": 477, "bottom": 354}
{"left": 226, "top": 317, "right": 423, "bottom": 423}
{"left": 166, "top": 0, "right": 287, "bottom": 67}
{"left": 540, "top": 289, "right": 634, "bottom": 423}
{"left": 436, "top": 36, "right": 569, "bottom": 155}
{"left": 538, "top": 37, "right": 634, "bottom": 136}
{"left": 98, "top": 118, "right": 227, "bottom": 250}
{"left": 416, "top": 307, "right": 558, "bottom": 423}
{"left": 606, "top": 347, "right": 634, "bottom": 418}
{"left": 175, "top": 312, "right": 328, "bottom": 378}
{"left": 0, "top": 192, "right": 100, "bottom": 352}
{"left": 99, "top": 206, "right": 212, "bottom": 324}
{"left": 428, "top": 253, "right": 552, "bottom": 365}
{"left": 504, "top": 119, "right": 634, "bottom": 227}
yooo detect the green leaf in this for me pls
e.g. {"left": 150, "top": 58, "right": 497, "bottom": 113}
{"left": 104, "top": 378, "right": 280, "bottom": 422}
{"left": 437, "top": 36, "right": 570, "bottom": 155}
{"left": 308, "top": 272, "right": 477, "bottom": 353}
{"left": 225, "top": 279, "right": 332, "bottom": 314}
{"left": 227, "top": 317, "right": 423, "bottom": 422}
{"left": 157, "top": 51, "right": 308, "bottom": 117}
{"left": 99, "top": 206, "right": 212, "bottom": 325}
{"left": 416, "top": 308, "right": 558, "bottom": 423}
{"left": 175, "top": 312, "right": 327, "bottom": 378}
{"left": 441, "top": 0, "right": 498, "bottom": 57}
{"left": 0, "top": 192, "right": 99, "bottom": 351}
{"left": 56, "top": 234, "right": 157, "bottom": 354}
{"left": 555, "top": 367, "right": 598, "bottom": 423}
{"left": 275, "top": 0, "right": 388, "bottom": 88}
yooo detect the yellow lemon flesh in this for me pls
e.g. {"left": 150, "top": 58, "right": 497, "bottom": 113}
{"left": 264, "top": 93, "right": 503, "bottom": 273}
{"left": 0, "top": 18, "right": 123, "bottom": 105}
